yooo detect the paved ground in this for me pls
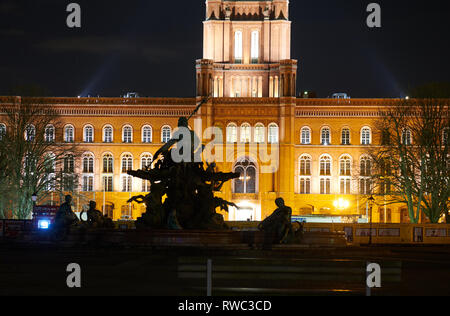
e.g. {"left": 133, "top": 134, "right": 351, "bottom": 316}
{"left": 1, "top": 243, "right": 450, "bottom": 296}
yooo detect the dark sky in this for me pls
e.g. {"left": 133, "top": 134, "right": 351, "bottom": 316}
{"left": 0, "top": 0, "right": 449, "bottom": 98}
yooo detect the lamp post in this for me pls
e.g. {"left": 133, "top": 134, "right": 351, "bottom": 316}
{"left": 368, "top": 195, "right": 375, "bottom": 245}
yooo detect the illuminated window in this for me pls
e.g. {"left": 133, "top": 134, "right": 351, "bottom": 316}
{"left": 45, "top": 125, "right": 55, "bottom": 142}
{"left": 84, "top": 125, "right": 94, "bottom": 143}
{"left": 227, "top": 123, "right": 237, "bottom": 143}
{"left": 402, "top": 128, "right": 412, "bottom": 145}
{"left": 320, "top": 155, "right": 332, "bottom": 176}
{"left": 268, "top": 123, "right": 279, "bottom": 144}
{"left": 240, "top": 123, "right": 251, "bottom": 143}
{"left": 122, "top": 126, "right": 133, "bottom": 143}
{"left": 341, "top": 128, "right": 350, "bottom": 145}
{"left": 82, "top": 176, "right": 94, "bottom": 192}
{"left": 121, "top": 154, "right": 133, "bottom": 173}
{"left": 299, "top": 178, "right": 311, "bottom": 194}
{"left": 82, "top": 153, "right": 94, "bottom": 173}
{"left": 64, "top": 154, "right": 74, "bottom": 173}
{"left": 340, "top": 178, "right": 351, "bottom": 194}
{"left": 234, "top": 31, "right": 243, "bottom": 63}
{"left": 254, "top": 124, "right": 265, "bottom": 143}
{"left": 142, "top": 125, "right": 152, "bottom": 143}
{"left": 25, "top": 125, "right": 35, "bottom": 142}
{"left": 340, "top": 156, "right": 351, "bottom": 176}
{"left": 162, "top": 126, "right": 171, "bottom": 143}
{"left": 299, "top": 155, "right": 311, "bottom": 176}
{"left": 103, "top": 125, "right": 113, "bottom": 143}
{"left": 251, "top": 31, "right": 259, "bottom": 64}
{"left": 320, "top": 178, "right": 331, "bottom": 194}
{"left": 103, "top": 154, "right": 114, "bottom": 173}
{"left": 141, "top": 154, "right": 153, "bottom": 192}
{"left": 321, "top": 127, "right": 331, "bottom": 145}
{"left": 361, "top": 127, "right": 371, "bottom": 145}
{"left": 65, "top": 125, "right": 74, "bottom": 143}
{"left": 301, "top": 127, "right": 311, "bottom": 144}
{"left": 233, "top": 158, "right": 257, "bottom": 194}
{"left": 102, "top": 176, "right": 113, "bottom": 192}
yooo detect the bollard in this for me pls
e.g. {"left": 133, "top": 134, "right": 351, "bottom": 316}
{"left": 207, "top": 259, "right": 212, "bottom": 297}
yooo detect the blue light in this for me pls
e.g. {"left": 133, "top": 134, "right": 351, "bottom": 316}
{"left": 38, "top": 220, "right": 51, "bottom": 230}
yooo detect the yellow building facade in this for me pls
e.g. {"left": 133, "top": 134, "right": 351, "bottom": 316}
{"left": 0, "top": 0, "right": 413, "bottom": 223}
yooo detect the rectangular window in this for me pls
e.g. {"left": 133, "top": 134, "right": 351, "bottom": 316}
{"left": 340, "top": 178, "right": 351, "bottom": 194}
{"left": 82, "top": 176, "right": 94, "bottom": 192}
{"left": 122, "top": 175, "right": 132, "bottom": 192}
{"left": 102, "top": 176, "right": 113, "bottom": 192}
{"left": 299, "top": 178, "right": 311, "bottom": 194}
{"left": 320, "top": 178, "right": 331, "bottom": 194}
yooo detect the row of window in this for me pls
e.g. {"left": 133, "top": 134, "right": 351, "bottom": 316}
{"left": 300, "top": 126, "right": 374, "bottom": 145}
{"left": 226, "top": 123, "right": 279, "bottom": 143}
{"left": 0, "top": 123, "right": 171, "bottom": 144}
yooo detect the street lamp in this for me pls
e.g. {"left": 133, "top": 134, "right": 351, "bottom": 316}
{"left": 32, "top": 192, "right": 37, "bottom": 204}
{"left": 368, "top": 195, "right": 375, "bottom": 245}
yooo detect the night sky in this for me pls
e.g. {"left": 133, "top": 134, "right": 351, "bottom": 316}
{"left": 0, "top": 0, "right": 449, "bottom": 98}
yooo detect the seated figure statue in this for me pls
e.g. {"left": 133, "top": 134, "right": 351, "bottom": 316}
{"left": 53, "top": 195, "right": 80, "bottom": 239}
{"left": 258, "top": 198, "right": 293, "bottom": 244}
{"left": 81, "top": 201, "right": 114, "bottom": 229}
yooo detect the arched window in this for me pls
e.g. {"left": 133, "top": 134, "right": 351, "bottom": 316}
{"left": 341, "top": 128, "right": 350, "bottom": 145}
{"left": 103, "top": 125, "right": 113, "bottom": 143}
{"left": 161, "top": 126, "right": 172, "bottom": 143}
{"left": 45, "top": 125, "right": 55, "bottom": 142}
{"left": 81, "top": 153, "right": 94, "bottom": 192}
{"left": 360, "top": 156, "right": 372, "bottom": 195}
{"left": 251, "top": 30, "right": 259, "bottom": 64}
{"left": 402, "top": 128, "right": 412, "bottom": 145}
{"left": 240, "top": 123, "right": 251, "bottom": 143}
{"left": 321, "top": 127, "right": 331, "bottom": 145}
{"left": 299, "top": 155, "right": 311, "bottom": 176}
{"left": 122, "top": 125, "right": 133, "bottom": 143}
{"left": 103, "top": 153, "right": 114, "bottom": 173}
{"left": 25, "top": 124, "right": 35, "bottom": 142}
{"left": 233, "top": 158, "right": 257, "bottom": 194}
{"left": 64, "top": 125, "right": 74, "bottom": 143}
{"left": 44, "top": 153, "right": 56, "bottom": 191}
{"left": 339, "top": 155, "right": 352, "bottom": 194}
{"left": 301, "top": 127, "right": 311, "bottom": 145}
{"left": 320, "top": 155, "right": 332, "bottom": 176}
{"left": 360, "top": 156, "right": 372, "bottom": 177}
{"left": 226, "top": 123, "right": 237, "bottom": 143}
{"left": 254, "top": 124, "right": 265, "bottom": 143}
{"left": 82, "top": 153, "right": 94, "bottom": 173}
{"left": 361, "top": 127, "right": 372, "bottom": 145}
{"left": 121, "top": 154, "right": 133, "bottom": 192}
{"left": 268, "top": 123, "right": 279, "bottom": 144}
{"left": 121, "top": 154, "right": 133, "bottom": 173}
{"left": 142, "top": 125, "right": 153, "bottom": 143}
{"left": 340, "top": 155, "right": 352, "bottom": 176}
{"left": 234, "top": 31, "right": 243, "bottom": 63}
{"left": 83, "top": 125, "right": 94, "bottom": 143}
{"left": 141, "top": 154, "right": 153, "bottom": 192}
{"left": 64, "top": 154, "right": 74, "bottom": 173}
{"left": 299, "top": 155, "right": 312, "bottom": 194}
{"left": 0, "top": 123, "right": 5, "bottom": 140}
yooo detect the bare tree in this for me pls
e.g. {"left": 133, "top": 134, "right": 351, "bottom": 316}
{"left": 0, "top": 97, "right": 80, "bottom": 219}
{"left": 366, "top": 98, "right": 449, "bottom": 223}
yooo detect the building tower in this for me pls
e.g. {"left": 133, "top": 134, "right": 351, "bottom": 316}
{"left": 196, "top": 0, "right": 298, "bottom": 98}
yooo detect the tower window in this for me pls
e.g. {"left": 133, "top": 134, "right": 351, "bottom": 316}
{"left": 234, "top": 31, "right": 243, "bottom": 64}
{"left": 251, "top": 31, "right": 259, "bottom": 64}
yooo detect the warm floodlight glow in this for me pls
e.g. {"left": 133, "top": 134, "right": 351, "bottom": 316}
{"left": 334, "top": 198, "right": 350, "bottom": 210}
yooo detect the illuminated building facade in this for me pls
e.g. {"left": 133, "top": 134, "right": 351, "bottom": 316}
{"left": 0, "top": 0, "right": 412, "bottom": 223}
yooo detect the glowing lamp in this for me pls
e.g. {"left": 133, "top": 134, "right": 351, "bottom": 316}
{"left": 38, "top": 220, "right": 51, "bottom": 230}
